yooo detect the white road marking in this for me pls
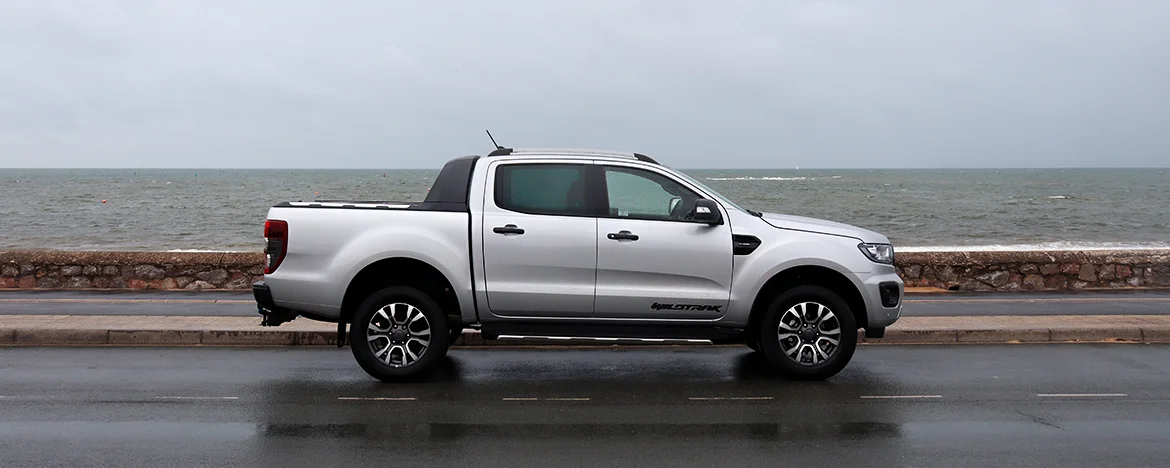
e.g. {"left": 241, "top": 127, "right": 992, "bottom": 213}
{"left": 157, "top": 396, "right": 239, "bottom": 400}
{"left": 860, "top": 395, "right": 943, "bottom": 399}
{"left": 689, "top": 396, "right": 774, "bottom": 401}
{"left": 337, "top": 397, "right": 416, "bottom": 401}
{"left": 1037, "top": 393, "right": 1128, "bottom": 398}
{"left": 502, "top": 397, "right": 590, "bottom": 401}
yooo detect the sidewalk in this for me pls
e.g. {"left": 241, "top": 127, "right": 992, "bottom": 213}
{"left": 1, "top": 314, "right": 1167, "bottom": 346}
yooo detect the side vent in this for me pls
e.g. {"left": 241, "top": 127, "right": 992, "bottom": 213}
{"left": 732, "top": 234, "right": 761, "bottom": 255}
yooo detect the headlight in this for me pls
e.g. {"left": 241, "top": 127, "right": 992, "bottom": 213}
{"left": 858, "top": 243, "right": 894, "bottom": 264}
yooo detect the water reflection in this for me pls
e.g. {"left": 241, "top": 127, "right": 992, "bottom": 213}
{"left": 255, "top": 421, "right": 905, "bottom": 441}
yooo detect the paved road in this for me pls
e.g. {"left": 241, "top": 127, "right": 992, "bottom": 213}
{"left": 2, "top": 289, "right": 1168, "bottom": 316}
{"left": 1, "top": 345, "right": 1168, "bottom": 467}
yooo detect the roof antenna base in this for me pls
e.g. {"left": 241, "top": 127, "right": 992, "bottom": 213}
{"left": 485, "top": 130, "right": 513, "bottom": 156}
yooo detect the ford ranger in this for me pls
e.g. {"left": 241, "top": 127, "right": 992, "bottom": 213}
{"left": 252, "top": 147, "right": 903, "bottom": 381}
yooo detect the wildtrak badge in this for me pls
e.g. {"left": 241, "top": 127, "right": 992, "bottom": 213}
{"left": 651, "top": 302, "right": 723, "bottom": 312}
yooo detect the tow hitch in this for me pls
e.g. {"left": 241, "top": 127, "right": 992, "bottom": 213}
{"left": 253, "top": 280, "right": 296, "bottom": 326}
{"left": 259, "top": 306, "right": 297, "bottom": 327}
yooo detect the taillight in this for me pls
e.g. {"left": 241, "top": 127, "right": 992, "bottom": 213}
{"left": 263, "top": 220, "right": 288, "bottom": 274}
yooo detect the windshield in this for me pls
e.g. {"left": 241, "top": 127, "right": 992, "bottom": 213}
{"left": 664, "top": 167, "right": 749, "bottom": 214}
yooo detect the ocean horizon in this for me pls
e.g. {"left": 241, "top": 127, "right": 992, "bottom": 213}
{"left": 3, "top": 168, "right": 1168, "bottom": 252}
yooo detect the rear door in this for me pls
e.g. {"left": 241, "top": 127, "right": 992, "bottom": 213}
{"left": 593, "top": 164, "right": 733, "bottom": 319}
{"left": 480, "top": 161, "right": 598, "bottom": 318}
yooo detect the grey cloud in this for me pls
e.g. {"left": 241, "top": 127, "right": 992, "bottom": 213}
{"left": 1, "top": 0, "right": 1168, "bottom": 168}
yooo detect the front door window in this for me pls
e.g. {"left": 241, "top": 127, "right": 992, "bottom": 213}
{"left": 604, "top": 167, "right": 701, "bottom": 222}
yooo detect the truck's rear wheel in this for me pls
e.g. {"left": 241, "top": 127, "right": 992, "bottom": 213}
{"left": 350, "top": 286, "right": 449, "bottom": 382}
{"left": 758, "top": 285, "right": 857, "bottom": 380}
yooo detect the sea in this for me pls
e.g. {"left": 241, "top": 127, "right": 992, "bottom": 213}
{"left": 2, "top": 168, "right": 1168, "bottom": 252}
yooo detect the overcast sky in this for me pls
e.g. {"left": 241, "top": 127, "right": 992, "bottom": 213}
{"left": 1, "top": 1, "right": 1168, "bottom": 169}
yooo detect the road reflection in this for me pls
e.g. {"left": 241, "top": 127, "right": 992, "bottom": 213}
{"left": 245, "top": 348, "right": 912, "bottom": 460}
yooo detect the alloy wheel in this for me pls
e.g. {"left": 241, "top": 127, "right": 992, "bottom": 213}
{"left": 776, "top": 301, "right": 842, "bottom": 366}
{"left": 366, "top": 303, "right": 432, "bottom": 368}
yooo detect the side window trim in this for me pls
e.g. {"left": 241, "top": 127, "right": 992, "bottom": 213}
{"left": 491, "top": 161, "right": 601, "bottom": 218}
{"left": 596, "top": 163, "right": 710, "bottom": 224}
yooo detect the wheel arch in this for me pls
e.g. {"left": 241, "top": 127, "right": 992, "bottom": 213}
{"left": 340, "top": 257, "right": 463, "bottom": 328}
{"left": 747, "top": 265, "right": 868, "bottom": 333}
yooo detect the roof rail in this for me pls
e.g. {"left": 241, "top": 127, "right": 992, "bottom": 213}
{"left": 484, "top": 147, "right": 658, "bottom": 164}
{"left": 632, "top": 153, "right": 658, "bottom": 164}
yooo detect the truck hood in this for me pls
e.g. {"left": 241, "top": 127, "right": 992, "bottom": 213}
{"left": 758, "top": 212, "right": 890, "bottom": 244}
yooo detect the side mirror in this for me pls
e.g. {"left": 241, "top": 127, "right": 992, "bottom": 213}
{"left": 692, "top": 199, "right": 722, "bottom": 225}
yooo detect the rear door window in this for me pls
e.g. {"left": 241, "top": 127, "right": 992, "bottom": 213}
{"left": 494, "top": 164, "right": 591, "bottom": 216}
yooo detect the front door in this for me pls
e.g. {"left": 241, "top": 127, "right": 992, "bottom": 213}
{"left": 594, "top": 164, "right": 733, "bottom": 319}
{"left": 481, "top": 161, "right": 597, "bottom": 318}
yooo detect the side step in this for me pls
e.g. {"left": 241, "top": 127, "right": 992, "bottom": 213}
{"left": 495, "top": 335, "right": 714, "bottom": 345}
{"left": 479, "top": 322, "right": 744, "bottom": 343}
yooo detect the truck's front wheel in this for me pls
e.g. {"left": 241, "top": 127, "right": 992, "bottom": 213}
{"left": 758, "top": 285, "right": 857, "bottom": 380}
{"left": 350, "top": 286, "right": 450, "bottom": 382}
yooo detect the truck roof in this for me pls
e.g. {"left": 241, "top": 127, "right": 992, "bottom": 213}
{"left": 486, "top": 147, "right": 659, "bottom": 165}
{"left": 415, "top": 147, "right": 658, "bottom": 212}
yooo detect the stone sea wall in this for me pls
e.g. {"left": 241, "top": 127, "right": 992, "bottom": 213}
{"left": 895, "top": 249, "right": 1170, "bottom": 290}
{"left": 1, "top": 249, "right": 1168, "bottom": 291}
{"left": 0, "top": 251, "right": 264, "bottom": 290}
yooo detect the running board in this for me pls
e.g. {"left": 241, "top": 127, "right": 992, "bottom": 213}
{"left": 479, "top": 323, "right": 744, "bottom": 343}
{"left": 495, "top": 335, "right": 714, "bottom": 345}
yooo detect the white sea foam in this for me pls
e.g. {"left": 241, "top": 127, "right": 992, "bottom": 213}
{"left": 1047, "top": 195, "right": 1070, "bottom": 199}
{"left": 706, "top": 176, "right": 809, "bottom": 181}
{"left": 897, "top": 241, "right": 1170, "bottom": 252}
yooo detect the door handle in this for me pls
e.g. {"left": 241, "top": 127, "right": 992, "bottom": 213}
{"left": 493, "top": 224, "right": 525, "bottom": 235}
{"left": 606, "top": 230, "right": 639, "bottom": 241}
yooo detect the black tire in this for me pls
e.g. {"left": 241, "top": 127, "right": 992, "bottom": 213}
{"left": 758, "top": 285, "right": 857, "bottom": 380}
{"left": 350, "top": 286, "right": 450, "bottom": 382}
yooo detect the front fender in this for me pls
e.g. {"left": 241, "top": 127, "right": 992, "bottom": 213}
{"left": 725, "top": 231, "right": 872, "bottom": 325}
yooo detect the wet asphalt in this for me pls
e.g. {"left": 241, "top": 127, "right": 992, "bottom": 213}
{"left": 2, "top": 289, "right": 1169, "bottom": 316}
{"left": 1, "top": 345, "right": 1168, "bottom": 467}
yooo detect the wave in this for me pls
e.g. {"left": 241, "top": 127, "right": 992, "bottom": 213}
{"left": 1047, "top": 195, "right": 1070, "bottom": 199}
{"left": 706, "top": 176, "right": 810, "bottom": 181}
{"left": 897, "top": 241, "right": 1170, "bottom": 252}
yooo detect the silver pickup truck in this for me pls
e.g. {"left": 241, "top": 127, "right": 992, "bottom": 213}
{"left": 253, "top": 147, "right": 903, "bottom": 381}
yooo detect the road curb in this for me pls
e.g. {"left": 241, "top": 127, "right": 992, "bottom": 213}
{"left": 0, "top": 326, "right": 1168, "bottom": 347}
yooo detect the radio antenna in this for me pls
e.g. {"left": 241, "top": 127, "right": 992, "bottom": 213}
{"left": 486, "top": 130, "right": 503, "bottom": 150}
